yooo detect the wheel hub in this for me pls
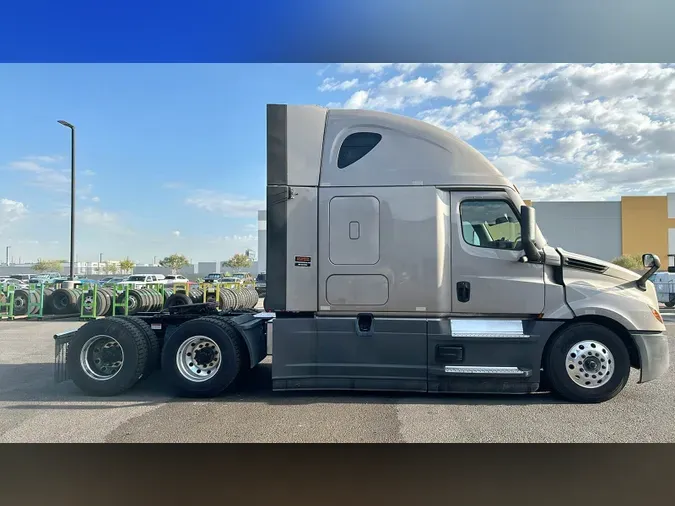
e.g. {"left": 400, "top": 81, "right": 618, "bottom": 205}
{"left": 176, "top": 335, "right": 221, "bottom": 383}
{"left": 80, "top": 335, "right": 125, "bottom": 380}
{"left": 565, "top": 339, "right": 615, "bottom": 389}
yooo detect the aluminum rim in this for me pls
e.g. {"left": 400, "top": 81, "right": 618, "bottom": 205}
{"left": 83, "top": 295, "right": 94, "bottom": 311}
{"left": 176, "top": 335, "right": 221, "bottom": 383}
{"left": 13, "top": 296, "right": 26, "bottom": 309}
{"left": 80, "top": 334, "right": 124, "bottom": 381}
{"left": 565, "top": 340, "right": 614, "bottom": 389}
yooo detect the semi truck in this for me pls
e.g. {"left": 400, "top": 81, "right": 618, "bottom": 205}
{"left": 53, "top": 103, "right": 669, "bottom": 404}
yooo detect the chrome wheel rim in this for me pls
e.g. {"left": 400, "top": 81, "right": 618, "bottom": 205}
{"left": 565, "top": 340, "right": 614, "bottom": 389}
{"left": 176, "top": 335, "right": 221, "bottom": 382}
{"left": 80, "top": 334, "right": 124, "bottom": 380}
{"left": 83, "top": 295, "right": 94, "bottom": 311}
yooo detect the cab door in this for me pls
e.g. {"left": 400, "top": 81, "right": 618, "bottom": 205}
{"left": 450, "top": 191, "right": 545, "bottom": 316}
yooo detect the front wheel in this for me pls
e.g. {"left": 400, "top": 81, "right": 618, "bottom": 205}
{"left": 544, "top": 322, "right": 631, "bottom": 403}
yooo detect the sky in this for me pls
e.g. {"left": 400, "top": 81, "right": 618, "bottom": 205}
{"left": 2, "top": 63, "right": 675, "bottom": 264}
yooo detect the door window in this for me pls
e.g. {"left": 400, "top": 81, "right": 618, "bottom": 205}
{"left": 459, "top": 200, "right": 522, "bottom": 250}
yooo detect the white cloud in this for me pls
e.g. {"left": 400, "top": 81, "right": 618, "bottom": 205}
{"left": 318, "top": 63, "right": 675, "bottom": 199}
{"left": 80, "top": 207, "right": 119, "bottom": 226}
{"left": 8, "top": 159, "right": 70, "bottom": 190}
{"left": 185, "top": 191, "right": 264, "bottom": 218}
{"left": 337, "top": 63, "right": 393, "bottom": 75}
{"left": 318, "top": 77, "right": 359, "bottom": 92}
{"left": 491, "top": 156, "right": 545, "bottom": 181}
{"left": 0, "top": 198, "right": 28, "bottom": 232}
{"left": 91, "top": 196, "right": 101, "bottom": 203}
{"left": 82, "top": 169, "right": 96, "bottom": 176}
{"left": 24, "top": 155, "right": 63, "bottom": 164}
{"left": 172, "top": 230, "right": 180, "bottom": 237}
{"left": 343, "top": 90, "right": 371, "bottom": 109}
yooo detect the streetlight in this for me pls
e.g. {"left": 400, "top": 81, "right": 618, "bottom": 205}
{"left": 58, "top": 120, "right": 76, "bottom": 281}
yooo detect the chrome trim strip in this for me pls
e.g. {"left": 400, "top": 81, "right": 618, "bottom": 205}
{"left": 451, "top": 333, "right": 531, "bottom": 338}
{"left": 443, "top": 366, "right": 531, "bottom": 377}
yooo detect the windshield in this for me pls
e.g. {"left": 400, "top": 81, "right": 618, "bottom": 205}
{"left": 206, "top": 274, "right": 220, "bottom": 279}
{"left": 128, "top": 275, "right": 146, "bottom": 281}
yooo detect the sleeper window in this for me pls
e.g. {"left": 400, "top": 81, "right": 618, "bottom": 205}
{"left": 337, "top": 132, "right": 382, "bottom": 169}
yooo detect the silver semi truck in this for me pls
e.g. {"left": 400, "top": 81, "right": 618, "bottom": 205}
{"left": 53, "top": 104, "right": 669, "bottom": 404}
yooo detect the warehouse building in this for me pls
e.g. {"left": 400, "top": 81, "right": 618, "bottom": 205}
{"left": 257, "top": 193, "right": 675, "bottom": 272}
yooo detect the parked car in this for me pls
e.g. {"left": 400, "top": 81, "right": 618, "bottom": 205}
{"left": 163, "top": 274, "right": 191, "bottom": 286}
{"left": 203, "top": 273, "right": 224, "bottom": 284}
{"left": 116, "top": 274, "right": 161, "bottom": 289}
{"left": 231, "top": 272, "right": 254, "bottom": 284}
{"left": 255, "top": 272, "right": 266, "bottom": 296}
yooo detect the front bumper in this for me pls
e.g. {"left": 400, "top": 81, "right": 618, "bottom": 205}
{"left": 632, "top": 331, "right": 670, "bottom": 383}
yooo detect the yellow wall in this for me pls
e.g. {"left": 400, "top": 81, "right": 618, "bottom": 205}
{"left": 621, "top": 196, "right": 674, "bottom": 270}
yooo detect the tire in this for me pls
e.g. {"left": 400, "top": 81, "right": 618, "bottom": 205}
{"left": 98, "top": 288, "right": 113, "bottom": 316}
{"left": 108, "top": 316, "right": 161, "bottom": 374}
{"left": 219, "top": 288, "right": 237, "bottom": 310}
{"left": 13, "top": 289, "right": 30, "bottom": 316}
{"left": 126, "top": 289, "right": 144, "bottom": 315}
{"left": 161, "top": 316, "right": 245, "bottom": 397}
{"left": 544, "top": 322, "right": 631, "bottom": 403}
{"left": 77, "top": 290, "right": 107, "bottom": 317}
{"left": 164, "top": 293, "right": 193, "bottom": 309}
{"left": 28, "top": 290, "right": 40, "bottom": 314}
{"left": 665, "top": 302, "right": 675, "bottom": 308}
{"left": 65, "top": 318, "right": 149, "bottom": 396}
{"left": 42, "top": 288, "right": 54, "bottom": 315}
{"left": 51, "top": 288, "right": 78, "bottom": 315}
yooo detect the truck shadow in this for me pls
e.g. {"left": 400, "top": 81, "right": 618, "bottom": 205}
{"left": 0, "top": 362, "right": 569, "bottom": 408}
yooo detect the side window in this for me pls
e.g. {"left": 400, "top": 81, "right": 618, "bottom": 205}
{"left": 459, "top": 200, "right": 522, "bottom": 250}
{"left": 462, "top": 221, "right": 481, "bottom": 246}
{"left": 337, "top": 132, "right": 382, "bottom": 169}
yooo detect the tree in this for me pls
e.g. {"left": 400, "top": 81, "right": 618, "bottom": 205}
{"left": 222, "top": 253, "right": 252, "bottom": 270}
{"left": 33, "top": 259, "right": 62, "bottom": 273}
{"left": 611, "top": 254, "right": 643, "bottom": 271}
{"left": 107, "top": 263, "right": 119, "bottom": 275}
{"left": 119, "top": 257, "right": 135, "bottom": 274}
{"left": 159, "top": 254, "right": 190, "bottom": 274}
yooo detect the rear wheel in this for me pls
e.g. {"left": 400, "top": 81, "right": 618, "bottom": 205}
{"left": 161, "top": 316, "right": 245, "bottom": 397}
{"left": 109, "top": 316, "right": 161, "bottom": 374}
{"left": 66, "top": 318, "right": 149, "bottom": 396}
{"left": 544, "top": 322, "right": 630, "bottom": 403}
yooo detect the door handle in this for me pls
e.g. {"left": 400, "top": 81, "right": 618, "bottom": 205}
{"left": 457, "top": 281, "right": 471, "bottom": 303}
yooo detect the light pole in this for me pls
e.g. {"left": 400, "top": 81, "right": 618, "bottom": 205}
{"left": 58, "top": 120, "right": 76, "bottom": 281}
{"left": 5, "top": 246, "right": 10, "bottom": 266}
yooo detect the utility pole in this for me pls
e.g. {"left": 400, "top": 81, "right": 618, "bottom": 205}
{"left": 58, "top": 120, "right": 76, "bottom": 280}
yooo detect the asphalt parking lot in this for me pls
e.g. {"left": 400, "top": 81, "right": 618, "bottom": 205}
{"left": 1, "top": 312, "right": 674, "bottom": 443}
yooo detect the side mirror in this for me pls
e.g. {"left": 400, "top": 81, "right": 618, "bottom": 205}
{"left": 643, "top": 253, "right": 660, "bottom": 269}
{"left": 520, "top": 205, "right": 541, "bottom": 263}
{"left": 637, "top": 253, "right": 661, "bottom": 291}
